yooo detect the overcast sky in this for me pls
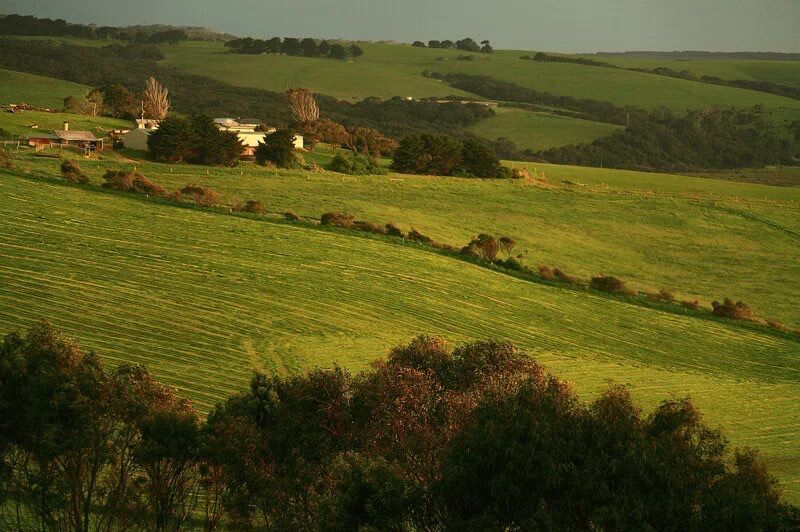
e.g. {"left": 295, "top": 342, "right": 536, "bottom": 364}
{"left": 3, "top": 0, "right": 799, "bottom": 53}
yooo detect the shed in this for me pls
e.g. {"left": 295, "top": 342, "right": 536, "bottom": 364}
{"left": 122, "top": 128, "right": 153, "bottom": 151}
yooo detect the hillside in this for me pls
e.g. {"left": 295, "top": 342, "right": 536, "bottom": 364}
{"left": 0, "top": 68, "right": 91, "bottom": 108}
{"left": 1, "top": 166, "right": 798, "bottom": 501}
{"left": 9, "top": 138, "right": 797, "bottom": 328}
{"left": 157, "top": 41, "right": 800, "bottom": 120}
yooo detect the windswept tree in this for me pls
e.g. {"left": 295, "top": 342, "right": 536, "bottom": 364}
{"left": 286, "top": 88, "right": 320, "bottom": 123}
{"left": 143, "top": 77, "right": 170, "bottom": 120}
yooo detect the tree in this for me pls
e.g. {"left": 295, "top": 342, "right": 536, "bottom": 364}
{"left": 143, "top": 77, "right": 170, "bottom": 120}
{"left": 286, "top": 88, "right": 320, "bottom": 123}
{"left": 299, "top": 118, "right": 348, "bottom": 150}
{"left": 460, "top": 138, "right": 502, "bottom": 177}
{"left": 428, "top": 40, "right": 442, "bottom": 48}
{"left": 301, "top": 37, "right": 318, "bottom": 57}
{"left": 480, "top": 40, "right": 494, "bottom": 53}
{"left": 456, "top": 37, "right": 480, "bottom": 52}
{"left": 412, "top": 41, "right": 426, "bottom": 47}
{"left": 345, "top": 126, "right": 398, "bottom": 157}
{"left": 441, "top": 39, "right": 455, "bottom": 49}
{"left": 348, "top": 44, "right": 364, "bottom": 58}
{"left": 329, "top": 43, "right": 347, "bottom": 59}
{"left": 281, "top": 37, "right": 302, "bottom": 55}
{"left": 266, "top": 36, "right": 282, "bottom": 53}
{"left": 498, "top": 236, "right": 516, "bottom": 257}
{"left": 148, "top": 115, "right": 242, "bottom": 166}
{"left": 318, "top": 39, "right": 332, "bottom": 57}
{"left": 391, "top": 133, "right": 463, "bottom": 175}
{"left": 255, "top": 129, "right": 298, "bottom": 168}
{"left": 64, "top": 90, "right": 104, "bottom": 116}
{"left": 99, "top": 84, "right": 139, "bottom": 119}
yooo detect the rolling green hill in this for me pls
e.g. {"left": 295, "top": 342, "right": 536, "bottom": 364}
{"left": 11, "top": 142, "right": 795, "bottom": 328}
{"left": 0, "top": 108, "right": 129, "bottom": 137}
{"left": 156, "top": 41, "right": 800, "bottom": 120}
{"left": 466, "top": 107, "right": 623, "bottom": 152}
{"left": 1, "top": 167, "right": 798, "bottom": 501}
{"left": 0, "top": 68, "right": 91, "bottom": 108}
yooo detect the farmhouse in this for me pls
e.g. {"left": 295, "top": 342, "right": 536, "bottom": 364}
{"left": 122, "top": 119, "right": 160, "bottom": 151}
{"left": 213, "top": 118, "right": 304, "bottom": 153}
{"left": 51, "top": 122, "right": 103, "bottom": 151}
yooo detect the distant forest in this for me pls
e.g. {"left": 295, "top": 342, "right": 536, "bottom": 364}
{"left": 0, "top": 13, "right": 233, "bottom": 42}
{"left": 224, "top": 37, "right": 363, "bottom": 60}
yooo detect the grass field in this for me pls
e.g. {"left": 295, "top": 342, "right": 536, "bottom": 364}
{"left": 0, "top": 69, "right": 91, "bottom": 109}
{"left": 0, "top": 109, "right": 129, "bottom": 138}
{"left": 467, "top": 107, "right": 623, "bottom": 152}
{"left": 586, "top": 55, "right": 800, "bottom": 88}
{"left": 154, "top": 41, "right": 800, "bottom": 121}
{"left": 10, "top": 141, "right": 796, "bottom": 329}
{"left": 0, "top": 168, "right": 798, "bottom": 502}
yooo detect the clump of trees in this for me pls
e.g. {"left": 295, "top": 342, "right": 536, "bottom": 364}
{"left": 392, "top": 134, "right": 509, "bottom": 178}
{"left": 148, "top": 115, "right": 243, "bottom": 166}
{"left": 425, "top": 37, "right": 493, "bottom": 53}
{"left": 254, "top": 129, "right": 299, "bottom": 168}
{"left": 327, "top": 153, "right": 385, "bottom": 175}
{"left": 1, "top": 322, "right": 797, "bottom": 530}
{"left": 224, "top": 37, "right": 364, "bottom": 59}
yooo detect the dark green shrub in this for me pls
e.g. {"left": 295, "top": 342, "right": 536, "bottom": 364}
{"left": 353, "top": 220, "right": 386, "bottom": 234}
{"left": 385, "top": 223, "right": 405, "bottom": 237}
{"left": 327, "top": 153, "right": 385, "bottom": 175}
{"left": 255, "top": 129, "right": 298, "bottom": 168}
{"left": 180, "top": 184, "right": 221, "bottom": 206}
{"left": 235, "top": 200, "right": 267, "bottom": 215}
{"left": 391, "top": 134, "right": 462, "bottom": 175}
{"left": 554, "top": 268, "right": 582, "bottom": 285}
{"left": 60, "top": 159, "right": 88, "bottom": 184}
{"left": 102, "top": 170, "right": 165, "bottom": 197}
{"left": 149, "top": 115, "right": 242, "bottom": 166}
{"left": 0, "top": 149, "right": 14, "bottom": 169}
{"left": 590, "top": 275, "right": 631, "bottom": 294}
{"left": 711, "top": 298, "right": 756, "bottom": 321}
{"left": 538, "top": 265, "right": 555, "bottom": 280}
{"left": 681, "top": 300, "right": 701, "bottom": 310}
{"left": 320, "top": 212, "right": 355, "bottom": 228}
{"left": 460, "top": 138, "right": 502, "bottom": 178}
{"left": 407, "top": 228, "right": 432, "bottom": 244}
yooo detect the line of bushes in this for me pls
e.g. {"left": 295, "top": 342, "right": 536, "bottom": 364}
{"left": 318, "top": 210, "right": 799, "bottom": 335}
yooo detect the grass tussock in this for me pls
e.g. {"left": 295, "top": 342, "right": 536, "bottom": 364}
{"left": 60, "top": 159, "right": 88, "bottom": 184}
{"left": 180, "top": 184, "right": 221, "bottom": 207}
{"left": 103, "top": 170, "right": 165, "bottom": 197}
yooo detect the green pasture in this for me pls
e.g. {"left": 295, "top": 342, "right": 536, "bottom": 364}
{"left": 7, "top": 142, "right": 800, "bottom": 330}
{"left": 0, "top": 68, "right": 91, "bottom": 109}
{"left": 466, "top": 107, "right": 623, "bottom": 152}
{"left": 0, "top": 169, "right": 798, "bottom": 501}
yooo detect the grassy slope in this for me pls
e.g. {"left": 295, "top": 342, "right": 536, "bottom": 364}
{"left": 1, "top": 170, "right": 799, "bottom": 502}
{"left": 9, "top": 142, "right": 800, "bottom": 330}
{"left": 0, "top": 69, "right": 91, "bottom": 108}
{"left": 156, "top": 41, "right": 800, "bottom": 120}
{"left": 584, "top": 55, "right": 800, "bottom": 88}
{"left": 0, "top": 109, "right": 130, "bottom": 137}
{"left": 467, "top": 107, "right": 623, "bottom": 152}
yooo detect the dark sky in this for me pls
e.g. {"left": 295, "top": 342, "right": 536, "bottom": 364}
{"left": 2, "top": 0, "right": 799, "bottom": 53}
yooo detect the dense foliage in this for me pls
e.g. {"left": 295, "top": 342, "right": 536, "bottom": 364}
{"left": 432, "top": 72, "right": 799, "bottom": 171}
{"left": 225, "top": 37, "right": 363, "bottom": 59}
{"left": 425, "top": 37, "right": 494, "bottom": 53}
{"left": 537, "top": 107, "right": 797, "bottom": 172}
{"left": 392, "top": 134, "right": 508, "bottom": 178}
{"left": 254, "top": 129, "right": 298, "bottom": 168}
{"left": 327, "top": 153, "right": 386, "bottom": 175}
{"left": 1, "top": 322, "right": 797, "bottom": 530}
{"left": 0, "top": 13, "right": 222, "bottom": 42}
{"left": 148, "top": 115, "right": 243, "bottom": 166}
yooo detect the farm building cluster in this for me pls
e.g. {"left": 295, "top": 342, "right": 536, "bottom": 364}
{"left": 121, "top": 117, "right": 303, "bottom": 155}
{"left": 16, "top": 115, "right": 303, "bottom": 156}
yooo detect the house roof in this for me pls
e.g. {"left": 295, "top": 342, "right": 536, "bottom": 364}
{"left": 238, "top": 118, "right": 262, "bottom": 125}
{"left": 27, "top": 133, "right": 59, "bottom": 140}
{"left": 237, "top": 132, "right": 267, "bottom": 147}
{"left": 53, "top": 130, "right": 99, "bottom": 142}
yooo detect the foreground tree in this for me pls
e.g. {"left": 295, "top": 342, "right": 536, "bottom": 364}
{"left": 391, "top": 133, "right": 463, "bottom": 175}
